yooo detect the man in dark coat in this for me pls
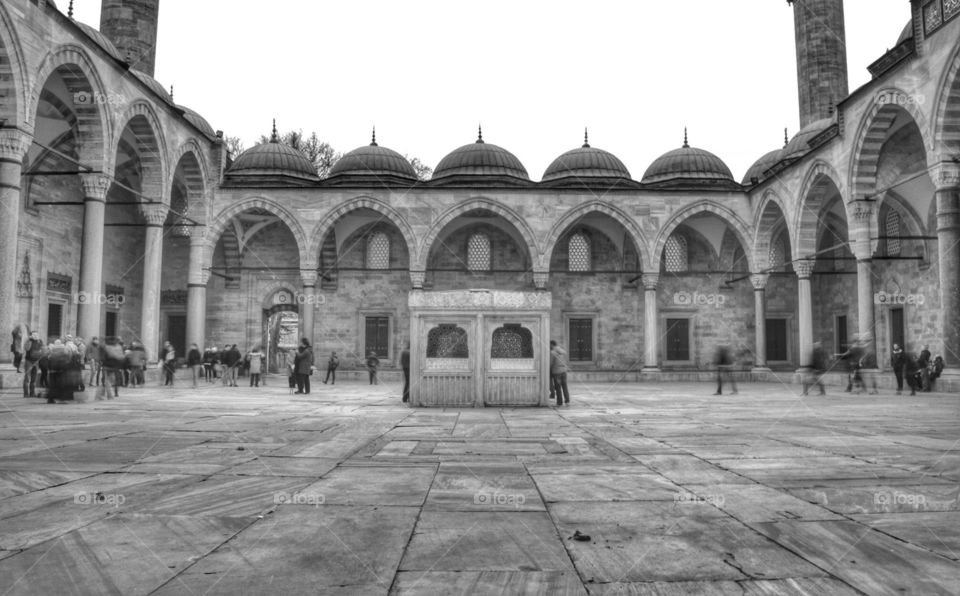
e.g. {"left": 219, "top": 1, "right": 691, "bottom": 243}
{"left": 293, "top": 338, "right": 314, "bottom": 394}
{"left": 890, "top": 343, "right": 906, "bottom": 394}
{"left": 400, "top": 344, "right": 410, "bottom": 402}
{"left": 22, "top": 331, "right": 45, "bottom": 398}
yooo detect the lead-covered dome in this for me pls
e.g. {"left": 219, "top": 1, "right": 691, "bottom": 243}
{"left": 642, "top": 131, "right": 734, "bottom": 185}
{"left": 432, "top": 128, "right": 529, "bottom": 184}
{"left": 781, "top": 117, "right": 833, "bottom": 161}
{"left": 178, "top": 106, "right": 216, "bottom": 139}
{"left": 130, "top": 69, "right": 172, "bottom": 104}
{"left": 75, "top": 22, "right": 122, "bottom": 61}
{"left": 328, "top": 130, "right": 417, "bottom": 183}
{"left": 225, "top": 122, "right": 319, "bottom": 185}
{"left": 742, "top": 148, "right": 782, "bottom": 185}
{"left": 542, "top": 132, "right": 631, "bottom": 183}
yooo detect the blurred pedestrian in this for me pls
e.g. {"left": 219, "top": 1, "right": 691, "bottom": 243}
{"left": 21, "top": 330, "right": 44, "bottom": 398}
{"left": 918, "top": 345, "right": 932, "bottom": 391}
{"left": 890, "top": 343, "right": 905, "bottom": 395}
{"left": 400, "top": 344, "right": 410, "bottom": 402}
{"left": 713, "top": 344, "right": 737, "bottom": 395}
{"left": 187, "top": 343, "right": 202, "bottom": 388}
{"left": 294, "top": 338, "right": 313, "bottom": 394}
{"left": 550, "top": 340, "right": 570, "bottom": 405}
{"left": 160, "top": 340, "right": 176, "bottom": 386}
{"left": 366, "top": 351, "right": 380, "bottom": 385}
{"left": 802, "top": 341, "right": 827, "bottom": 396}
{"left": 248, "top": 345, "right": 263, "bottom": 387}
{"left": 323, "top": 350, "right": 339, "bottom": 385}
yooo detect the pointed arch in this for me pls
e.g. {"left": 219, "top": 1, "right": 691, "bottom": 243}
{"left": 169, "top": 140, "right": 209, "bottom": 225}
{"left": 793, "top": 160, "right": 845, "bottom": 258}
{"left": 418, "top": 197, "right": 540, "bottom": 271}
{"left": 753, "top": 189, "right": 792, "bottom": 271}
{"left": 850, "top": 89, "right": 934, "bottom": 200}
{"left": 30, "top": 44, "right": 111, "bottom": 169}
{"left": 934, "top": 37, "right": 960, "bottom": 154}
{"left": 308, "top": 196, "right": 417, "bottom": 266}
{"left": 206, "top": 196, "right": 310, "bottom": 270}
{"left": 110, "top": 100, "right": 169, "bottom": 202}
{"left": 652, "top": 201, "right": 755, "bottom": 272}
{"left": 0, "top": 2, "right": 28, "bottom": 127}
{"left": 541, "top": 200, "right": 651, "bottom": 270}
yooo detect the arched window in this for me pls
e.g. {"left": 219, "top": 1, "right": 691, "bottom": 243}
{"left": 568, "top": 233, "right": 591, "bottom": 272}
{"left": 886, "top": 210, "right": 902, "bottom": 257}
{"left": 467, "top": 233, "right": 491, "bottom": 272}
{"left": 664, "top": 235, "right": 688, "bottom": 273}
{"left": 769, "top": 237, "right": 785, "bottom": 270}
{"left": 366, "top": 231, "right": 390, "bottom": 269}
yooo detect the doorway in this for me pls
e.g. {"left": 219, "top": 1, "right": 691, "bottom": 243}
{"left": 263, "top": 306, "right": 299, "bottom": 373}
{"left": 889, "top": 307, "right": 905, "bottom": 354}
{"left": 166, "top": 314, "right": 187, "bottom": 358}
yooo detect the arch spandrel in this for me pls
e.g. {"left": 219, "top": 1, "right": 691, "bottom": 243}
{"left": 307, "top": 196, "right": 418, "bottom": 268}
{"left": 541, "top": 200, "right": 651, "bottom": 272}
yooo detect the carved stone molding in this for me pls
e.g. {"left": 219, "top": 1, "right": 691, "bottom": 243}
{"left": 79, "top": 174, "right": 111, "bottom": 201}
{"left": 750, "top": 274, "right": 769, "bottom": 291}
{"left": 409, "top": 290, "right": 553, "bottom": 311}
{"left": 931, "top": 162, "right": 960, "bottom": 191}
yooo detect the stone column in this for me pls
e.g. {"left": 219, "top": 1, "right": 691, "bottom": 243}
{"left": 935, "top": 165, "right": 960, "bottom": 369}
{"left": 186, "top": 226, "right": 207, "bottom": 350}
{"left": 0, "top": 129, "right": 31, "bottom": 366}
{"left": 642, "top": 273, "right": 660, "bottom": 371}
{"left": 851, "top": 202, "right": 877, "bottom": 358}
{"left": 77, "top": 174, "right": 111, "bottom": 341}
{"left": 300, "top": 270, "right": 317, "bottom": 346}
{"left": 795, "top": 259, "right": 815, "bottom": 370}
{"left": 139, "top": 204, "right": 167, "bottom": 361}
{"left": 751, "top": 273, "right": 770, "bottom": 371}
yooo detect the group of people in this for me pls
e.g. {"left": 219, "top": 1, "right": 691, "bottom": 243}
{"left": 14, "top": 329, "right": 148, "bottom": 403}
{"left": 801, "top": 333, "right": 946, "bottom": 396}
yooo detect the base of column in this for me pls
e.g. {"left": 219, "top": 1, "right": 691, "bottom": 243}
{"left": 751, "top": 367, "right": 772, "bottom": 373}
{"left": 641, "top": 366, "right": 661, "bottom": 373}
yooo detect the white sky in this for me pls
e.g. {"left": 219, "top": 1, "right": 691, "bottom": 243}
{"left": 72, "top": 0, "right": 909, "bottom": 182}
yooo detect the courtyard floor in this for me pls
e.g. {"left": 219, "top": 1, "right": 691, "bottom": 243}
{"left": 0, "top": 377, "right": 958, "bottom": 595}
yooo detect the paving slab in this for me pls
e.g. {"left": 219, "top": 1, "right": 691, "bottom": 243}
{"left": 851, "top": 511, "right": 960, "bottom": 560}
{"left": 392, "top": 570, "right": 587, "bottom": 595}
{"left": 302, "top": 465, "right": 436, "bottom": 506}
{"left": 424, "top": 462, "right": 544, "bottom": 511}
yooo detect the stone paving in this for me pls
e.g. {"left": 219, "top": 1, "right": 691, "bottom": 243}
{"left": 0, "top": 376, "right": 958, "bottom": 595}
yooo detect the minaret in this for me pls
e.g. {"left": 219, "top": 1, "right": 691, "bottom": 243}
{"left": 788, "top": 0, "right": 848, "bottom": 128}
{"left": 99, "top": 0, "right": 160, "bottom": 76}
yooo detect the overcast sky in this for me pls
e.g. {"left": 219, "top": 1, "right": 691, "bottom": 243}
{"left": 72, "top": 0, "right": 909, "bottom": 181}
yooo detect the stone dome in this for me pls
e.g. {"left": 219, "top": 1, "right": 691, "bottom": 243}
{"left": 742, "top": 149, "right": 782, "bottom": 185}
{"left": 432, "top": 129, "right": 529, "bottom": 182}
{"left": 178, "top": 106, "right": 216, "bottom": 139}
{"left": 542, "top": 133, "right": 631, "bottom": 182}
{"left": 782, "top": 117, "right": 833, "bottom": 160}
{"left": 328, "top": 132, "right": 417, "bottom": 182}
{"left": 130, "top": 69, "right": 172, "bottom": 103}
{"left": 75, "top": 22, "right": 122, "bottom": 62}
{"left": 226, "top": 125, "right": 319, "bottom": 183}
{"left": 898, "top": 21, "right": 914, "bottom": 45}
{"left": 642, "top": 133, "right": 733, "bottom": 184}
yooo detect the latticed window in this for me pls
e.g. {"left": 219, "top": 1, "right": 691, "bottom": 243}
{"left": 426, "top": 324, "right": 469, "bottom": 358}
{"left": 568, "top": 233, "right": 591, "bottom": 272}
{"left": 490, "top": 324, "right": 533, "bottom": 358}
{"left": 366, "top": 232, "right": 390, "bottom": 269}
{"left": 467, "top": 233, "right": 491, "bottom": 272}
{"left": 769, "top": 237, "right": 785, "bottom": 270}
{"left": 886, "top": 210, "right": 902, "bottom": 257}
{"left": 664, "top": 235, "right": 688, "bottom": 272}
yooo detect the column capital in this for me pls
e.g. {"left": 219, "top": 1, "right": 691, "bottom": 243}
{"left": 641, "top": 272, "right": 660, "bottom": 291}
{"left": 533, "top": 271, "right": 549, "bottom": 290}
{"left": 189, "top": 225, "right": 209, "bottom": 244}
{"left": 794, "top": 259, "right": 816, "bottom": 279}
{"left": 300, "top": 270, "right": 318, "bottom": 287}
{"left": 851, "top": 201, "right": 873, "bottom": 222}
{"left": 931, "top": 161, "right": 960, "bottom": 191}
{"left": 79, "top": 173, "right": 111, "bottom": 201}
{"left": 750, "top": 273, "right": 769, "bottom": 290}
{"left": 140, "top": 203, "right": 169, "bottom": 226}
{"left": 0, "top": 128, "right": 32, "bottom": 162}
{"left": 409, "top": 269, "right": 426, "bottom": 290}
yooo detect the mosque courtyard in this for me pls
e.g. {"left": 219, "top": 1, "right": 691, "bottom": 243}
{"left": 0, "top": 379, "right": 958, "bottom": 595}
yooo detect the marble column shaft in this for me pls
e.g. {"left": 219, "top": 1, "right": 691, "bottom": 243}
{"left": 186, "top": 230, "right": 207, "bottom": 350}
{"left": 0, "top": 130, "right": 31, "bottom": 365}
{"left": 300, "top": 271, "right": 317, "bottom": 346}
{"left": 140, "top": 205, "right": 167, "bottom": 361}
{"left": 751, "top": 274, "right": 769, "bottom": 369}
{"left": 77, "top": 175, "right": 110, "bottom": 341}
{"left": 795, "top": 260, "right": 815, "bottom": 369}
{"left": 642, "top": 273, "right": 659, "bottom": 370}
{"left": 936, "top": 180, "right": 960, "bottom": 367}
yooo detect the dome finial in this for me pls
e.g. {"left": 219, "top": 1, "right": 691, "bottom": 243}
{"left": 270, "top": 119, "right": 279, "bottom": 143}
{"left": 371, "top": 126, "right": 377, "bottom": 147}
{"left": 683, "top": 127, "right": 689, "bottom": 148}
{"left": 477, "top": 124, "right": 484, "bottom": 144}
{"left": 68, "top": 0, "right": 74, "bottom": 18}
{"left": 169, "top": 85, "right": 174, "bottom": 102}
{"left": 583, "top": 127, "right": 590, "bottom": 148}
{"left": 784, "top": 127, "right": 789, "bottom": 147}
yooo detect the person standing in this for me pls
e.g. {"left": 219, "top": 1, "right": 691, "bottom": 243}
{"left": 11, "top": 325, "right": 24, "bottom": 372}
{"left": 127, "top": 341, "right": 146, "bottom": 387}
{"left": 160, "top": 340, "right": 176, "bottom": 386}
{"left": 918, "top": 345, "right": 932, "bottom": 392}
{"left": 713, "top": 344, "right": 738, "bottom": 395}
{"left": 294, "top": 338, "right": 314, "bottom": 394}
{"left": 802, "top": 341, "right": 827, "bottom": 396}
{"left": 890, "top": 343, "right": 906, "bottom": 395}
{"left": 22, "top": 331, "right": 45, "bottom": 398}
{"left": 99, "top": 336, "right": 124, "bottom": 399}
{"left": 400, "top": 343, "right": 410, "bottom": 402}
{"left": 366, "top": 351, "right": 380, "bottom": 385}
{"left": 85, "top": 337, "right": 101, "bottom": 388}
{"left": 550, "top": 340, "right": 570, "bottom": 405}
{"left": 323, "top": 350, "right": 339, "bottom": 385}
{"left": 248, "top": 345, "right": 263, "bottom": 387}
{"left": 187, "top": 343, "right": 202, "bottom": 388}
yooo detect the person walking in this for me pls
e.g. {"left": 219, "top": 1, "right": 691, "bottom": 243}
{"left": 11, "top": 325, "right": 24, "bottom": 372}
{"left": 127, "top": 341, "right": 146, "bottom": 387}
{"left": 550, "top": 340, "right": 570, "bottom": 405}
{"left": 99, "top": 336, "right": 125, "bottom": 399}
{"left": 802, "top": 341, "right": 827, "bottom": 396}
{"left": 366, "top": 351, "right": 380, "bottom": 385}
{"left": 187, "top": 343, "right": 202, "bottom": 388}
{"left": 222, "top": 344, "right": 241, "bottom": 387}
{"left": 294, "top": 338, "right": 314, "bottom": 394}
{"left": 21, "top": 331, "right": 45, "bottom": 398}
{"left": 160, "top": 341, "right": 176, "bottom": 386}
{"left": 85, "top": 337, "right": 102, "bottom": 388}
{"left": 323, "top": 350, "right": 339, "bottom": 385}
{"left": 400, "top": 343, "right": 410, "bottom": 402}
{"left": 890, "top": 343, "right": 906, "bottom": 395}
{"left": 248, "top": 345, "right": 263, "bottom": 387}
{"left": 713, "top": 344, "right": 738, "bottom": 395}
{"left": 918, "top": 345, "right": 932, "bottom": 391}
{"left": 837, "top": 337, "right": 865, "bottom": 393}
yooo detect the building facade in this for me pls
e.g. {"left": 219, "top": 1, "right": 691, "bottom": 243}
{"left": 1, "top": 0, "right": 958, "bottom": 390}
